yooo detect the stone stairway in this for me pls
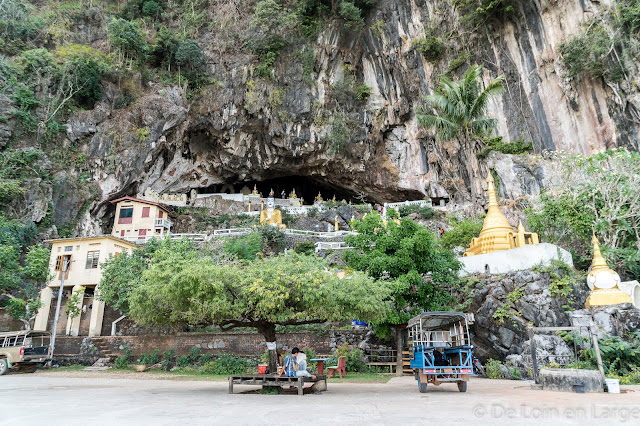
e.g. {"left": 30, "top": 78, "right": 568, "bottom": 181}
{"left": 91, "top": 337, "right": 118, "bottom": 359}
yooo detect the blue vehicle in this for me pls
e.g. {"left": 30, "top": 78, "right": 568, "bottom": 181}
{"left": 408, "top": 312, "right": 474, "bottom": 393}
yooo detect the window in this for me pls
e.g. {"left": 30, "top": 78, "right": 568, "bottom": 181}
{"left": 118, "top": 207, "right": 134, "bottom": 224}
{"left": 158, "top": 210, "right": 163, "bottom": 218}
{"left": 55, "top": 255, "right": 71, "bottom": 279}
{"left": 86, "top": 251, "right": 100, "bottom": 269}
{"left": 142, "top": 206, "right": 150, "bottom": 217}
{"left": 64, "top": 246, "right": 73, "bottom": 252}
{"left": 55, "top": 255, "right": 62, "bottom": 271}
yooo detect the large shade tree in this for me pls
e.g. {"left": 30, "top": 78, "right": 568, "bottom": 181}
{"left": 100, "top": 243, "right": 389, "bottom": 372}
{"left": 343, "top": 212, "right": 461, "bottom": 373}
{"left": 417, "top": 64, "right": 504, "bottom": 201}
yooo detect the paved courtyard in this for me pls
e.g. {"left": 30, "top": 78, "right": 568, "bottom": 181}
{"left": 1, "top": 373, "right": 639, "bottom": 425}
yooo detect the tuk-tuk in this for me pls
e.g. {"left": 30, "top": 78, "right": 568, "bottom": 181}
{"left": 0, "top": 330, "right": 51, "bottom": 375}
{"left": 408, "top": 312, "right": 474, "bottom": 393}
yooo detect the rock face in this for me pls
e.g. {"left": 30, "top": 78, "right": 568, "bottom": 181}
{"left": 469, "top": 268, "right": 589, "bottom": 360}
{"left": 569, "top": 305, "right": 640, "bottom": 338}
{"left": 45, "top": 0, "right": 637, "bottom": 230}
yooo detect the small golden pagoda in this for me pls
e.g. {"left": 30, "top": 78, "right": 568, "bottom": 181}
{"left": 464, "top": 173, "right": 539, "bottom": 256}
{"left": 252, "top": 185, "right": 259, "bottom": 195}
{"left": 315, "top": 192, "right": 323, "bottom": 202}
{"left": 585, "top": 234, "right": 632, "bottom": 308}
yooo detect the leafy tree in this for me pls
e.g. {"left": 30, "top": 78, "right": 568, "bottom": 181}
{"left": 417, "top": 64, "right": 504, "bottom": 200}
{"left": 175, "top": 39, "right": 205, "bottom": 72}
{"left": 526, "top": 149, "right": 640, "bottom": 279}
{"left": 110, "top": 251, "right": 388, "bottom": 371}
{"left": 97, "top": 238, "right": 197, "bottom": 315}
{"left": 107, "top": 18, "right": 147, "bottom": 61}
{"left": 150, "top": 26, "right": 180, "bottom": 70}
{"left": 0, "top": 216, "right": 50, "bottom": 329}
{"left": 56, "top": 45, "right": 112, "bottom": 107}
{"left": 343, "top": 213, "right": 461, "bottom": 372}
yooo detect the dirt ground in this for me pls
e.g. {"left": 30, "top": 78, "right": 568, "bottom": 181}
{"left": 2, "top": 370, "right": 639, "bottom": 425}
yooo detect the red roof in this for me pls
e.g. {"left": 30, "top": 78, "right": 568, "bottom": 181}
{"left": 110, "top": 196, "right": 170, "bottom": 212}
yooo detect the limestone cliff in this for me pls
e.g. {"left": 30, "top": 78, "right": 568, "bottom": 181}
{"left": 4, "top": 0, "right": 639, "bottom": 231}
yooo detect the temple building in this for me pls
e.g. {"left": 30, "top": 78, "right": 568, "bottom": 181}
{"left": 464, "top": 173, "right": 539, "bottom": 257}
{"left": 585, "top": 235, "right": 633, "bottom": 308}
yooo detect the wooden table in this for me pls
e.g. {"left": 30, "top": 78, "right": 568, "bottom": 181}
{"left": 228, "top": 374, "right": 327, "bottom": 396}
{"left": 310, "top": 358, "right": 331, "bottom": 376}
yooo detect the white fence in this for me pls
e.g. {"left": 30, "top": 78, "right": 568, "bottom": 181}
{"left": 124, "top": 228, "right": 356, "bottom": 244}
{"left": 382, "top": 200, "right": 432, "bottom": 218}
{"left": 314, "top": 241, "right": 353, "bottom": 252}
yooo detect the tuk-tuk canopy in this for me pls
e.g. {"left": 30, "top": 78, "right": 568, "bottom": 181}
{"left": 408, "top": 312, "right": 468, "bottom": 330}
{"left": 0, "top": 330, "right": 50, "bottom": 339}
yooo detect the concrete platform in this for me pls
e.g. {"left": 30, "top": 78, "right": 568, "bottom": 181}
{"left": 459, "top": 243, "right": 573, "bottom": 276}
{"left": 1, "top": 373, "right": 639, "bottom": 425}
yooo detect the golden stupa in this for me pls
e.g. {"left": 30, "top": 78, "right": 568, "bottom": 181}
{"left": 585, "top": 234, "right": 632, "bottom": 308}
{"left": 464, "top": 173, "right": 539, "bottom": 256}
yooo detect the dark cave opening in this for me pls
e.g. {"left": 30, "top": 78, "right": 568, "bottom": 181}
{"left": 201, "top": 176, "right": 365, "bottom": 205}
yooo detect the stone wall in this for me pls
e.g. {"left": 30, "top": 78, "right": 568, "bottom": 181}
{"left": 52, "top": 328, "right": 392, "bottom": 364}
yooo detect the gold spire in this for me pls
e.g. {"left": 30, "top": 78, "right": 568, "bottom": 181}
{"left": 269, "top": 188, "right": 274, "bottom": 196}
{"left": 590, "top": 233, "right": 612, "bottom": 274}
{"left": 464, "top": 173, "right": 539, "bottom": 256}
{"left": 477, "top": 173, "right": 513, "bottom": 237}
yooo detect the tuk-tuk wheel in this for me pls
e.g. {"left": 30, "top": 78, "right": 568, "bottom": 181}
{"left": 457, "top": 381, "right": 467, "bottom": 392}
{"left": 418, "top": 377, "right": 428, "bottom": 393}
{"left": 414, "top": 370, "right": 418, "bottom": 380}
{"left": 0, "top": 359, "right": 8, "bottom": 375}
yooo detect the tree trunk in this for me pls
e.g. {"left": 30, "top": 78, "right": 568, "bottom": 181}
{"left": 257, "top": 322, "right": 279, "bottom": 374}
{"left": 395, "top": 326, "right": 404, "bottom": 376}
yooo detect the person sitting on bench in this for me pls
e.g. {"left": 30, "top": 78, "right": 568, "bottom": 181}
{"left": 279, "top": 347, "right": 316, "bottom": 379}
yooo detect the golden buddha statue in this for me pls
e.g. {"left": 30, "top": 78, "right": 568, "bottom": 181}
{"left": 289, "top": 188, "right": 297, "bottom": 199}
{"left": 585, "top": 234, "right": 632, "bottom": 308}
{"left": 464, "top": 173, "right": 539, "bottom": 256}
{"left": 252, "top": 185, "right": 259, "bottom": 195}
{"left": 315, "top": 192, "right": 323, "bottom": 202}
{"left": 260, "top": 193, "right": 286, "bottom": 229}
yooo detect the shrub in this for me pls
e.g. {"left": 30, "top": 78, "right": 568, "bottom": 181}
{"left": 339, "top": 1, "right": 364, "bottom": 29}
{"left": 398, "top": 204, "right": 435, "bottom": 219}
{"left": 259, "top": 225, "right": 286, "bottom": 253}
{"left": 440, "top": 217, "right": 483, "bottom": 250}
{"left": 188, "top": 347, "right": 203, "bottom": 364}
{"left": 354, "top": 83, "right": 371, "bottom": 102}
{"left": 294, "top": 241, "right": 316, "bottom": 256}
{"left": 175, "top": 40, "right": 205, "bottom": 72}
{"left": 329, "top": 343, "right": 366, "bottom": 372}
{"left": 161, "top": 349, "right": 176, "bottom": 369}
{"left": 477, "top": 136, "right": 533, "bottom": 158}
{"left": 114, "top": 346, "right": 132, "bottom": 369}
{"left": 224, "top": 232, "right": 263, "bottom": 261}
{"left": 200, "top": 353, "right": 248, "bottom": 375}
{"left": 176, "top": 355, "right": 190, "bottom": 368}
{"left": 453, "top": 0, "right": 517, "bottom": 27}
{"left": 139, "top": 349, "right": 161, "bottom": 365}
{"left": 485, "top": 358, "right": 504, "bottom": 379}
{"left": 559, "top": 23, "right": 622, "bottom": 82}
{"left": 412, "top": 35, "right": 445, "bottom": 62}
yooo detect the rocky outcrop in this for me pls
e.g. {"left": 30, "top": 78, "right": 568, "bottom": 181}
{"left": 569, "top": 304, "right": 640, "bottom": 338}
{"left": 469, "top": 268, "right": 588, "bottom": 360}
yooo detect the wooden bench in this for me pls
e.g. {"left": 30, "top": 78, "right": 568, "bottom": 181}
{"left": 228, "top": 374, "right": 327, "bottom": 396}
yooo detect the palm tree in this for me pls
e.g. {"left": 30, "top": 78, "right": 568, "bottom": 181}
{"left": 417, "top": 65, "right": 504, "bottom": 201}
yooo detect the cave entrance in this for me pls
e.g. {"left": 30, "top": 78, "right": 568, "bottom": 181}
{"left": 236, "top": 176, "right": 363, "bottom": 205}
